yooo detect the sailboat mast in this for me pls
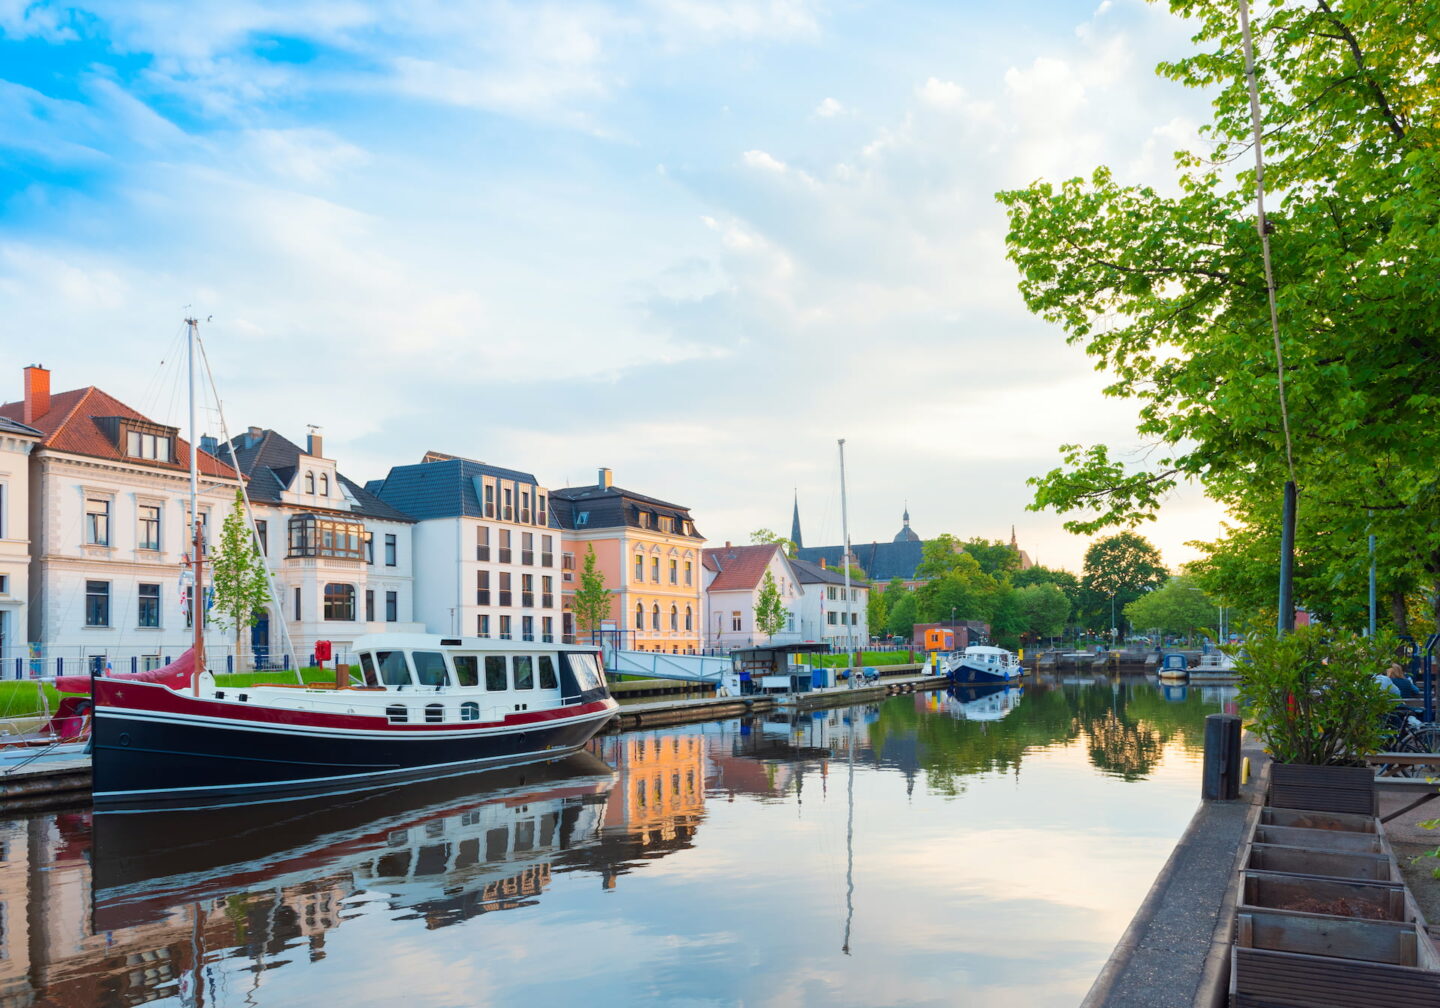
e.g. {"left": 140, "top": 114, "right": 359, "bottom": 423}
{"left": 838, "top": 438, "right": 853, "bottom": 662}
{"left": 186, "top": 317, "right": 205, "bottom": 692}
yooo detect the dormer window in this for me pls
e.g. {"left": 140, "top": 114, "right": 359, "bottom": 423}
{"left": 305, "top": 471, "right": 316, "bottom": 494}
{"left": 110, "top": 418, "right": 176, "bottom": 462}
{"left": 319, "top": 473, "right": 329, "bottom": 496}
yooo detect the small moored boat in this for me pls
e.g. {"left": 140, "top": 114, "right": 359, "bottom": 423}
{"left": 943, "top": 645, "right": 1023, "bottom": 685}
{"left": 90, "top": 633, "right": 618, "bottom": 806}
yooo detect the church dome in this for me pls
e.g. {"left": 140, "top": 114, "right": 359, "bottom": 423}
{"left": 893, "top": 506, "right": 920, "bottom": 543}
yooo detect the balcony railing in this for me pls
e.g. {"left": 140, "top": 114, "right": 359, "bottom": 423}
{"left": 476, "top": 546, "right": 490, "bottom": 561}
{"left": 476, "top": 590, "right": 490, "bottom": 605}
{"left": 498, "top": 548, "right": 512, "bottom": 563}
{"left": 541, "top": 552, "right": 553, "bottom": 567}
{"left": 498, "top": 592, "right": 512, "bottom": 606}
{"left": 541, "top": 594, "right": 553, "bottom": 608}
{"left": 521, "top": 592, "right": 535, "bottom": 607}
{"left": 521, "top": 550, "right": 534, "bottom": 565}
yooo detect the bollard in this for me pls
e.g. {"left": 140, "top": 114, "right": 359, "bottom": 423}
{"left": 1202, "top": 712, "right": 1242, "bottom": 800}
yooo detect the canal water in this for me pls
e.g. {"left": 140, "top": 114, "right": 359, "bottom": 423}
{"left": 2, "top": 676, "right": 1231, "bottom": 1007}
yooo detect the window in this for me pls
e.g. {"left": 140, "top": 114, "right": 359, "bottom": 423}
{"left": 424, "top": 703, "right": 444, "bottom": 723}
{"left": 562, "top": 552, "right": 574, "bottom": 582}
{"left": 384, "top": 533, "right": 397, "bottom": 567}
{"left": 685, "top": 606, "right": 693, "bottom": 631}
{"left": 521, "top": 532, "right": 534, "bottom": 565}
{"left": 287, "top": 515, "right": 368, "bottom": 559}
{"left": 85, "top": 581, "right": 110, "bottom": 626}
{"left": 684, "top": 560, "right": 693, "bottom": 586}
{"left": 319, "top": 473, "right": 329, "bottom": 496}
{"left": 827, "top": 586, "right": 837, "bottom": 600}
{"left": 669, "top": 605, "right": 678, "bottom": 631}
{"left": 476, "top": 526, "right": 490, "bottom": 561}
{"left": 386, "top": 704, "right": 408, "bottom": 723}
{"left": 484, "top": 482, "right": 495, "bottom": 517}
{"left": 294, "top": 586, "right": 302, "bottom": 621}
{"left": 538, "top": 494, "right": 547, "bottom": 525}
{"left": 385, "top": 590, "right": 398, "bottom": 622}
{"left": 0, "top": 574, "right": 7, "bottom": 595}
{"left": 852, "top": 612, "right": 859, "bottom": 625}
{"left": 634, "top": 603, "right": 644, "bottom": 630}
{"left": 575, "top": 511, "right": 589, "bottom": 527}
{"left": 521, "top": 615, "right": 534, "bottom": 641}
{"left": 669, "top": 559, "right": 678, "bottom": 584}
{"left": 541, "top": 616, "right": 553, "bottom": 643}
{"left": 498, "top": 572, "right": 512, "bottom": 606}
{"left": 827, "top": 611, "right": 837, "bottom": 625}
{"left": 305, "top": 471, "right": 315, "bottom": 494}
{"left": 514, "top": 655, "right": 534, "bottom": 690}
{"left": 255, "top": 519, "right": 268, "bottom": 555}
{"left": 503, "top": 487, "right": 513, "bottom": 520}
{"left": 476, "top": 570, "right": 490, "bottom": 605}
{"left": 365, "top": 590, "right": 375, "bottom": 622}
{"left": 375, "top": 651, "right": 411, "bottom": 686}
{"left": 137, "top": 505, "right": 161, "bottom": 550}
{"left": 498, "top": 614, "right": 512, "bottom": 639}
{"left": 365, "top": 536, "right": 374, "bottom": 564}
{"left": 521, "top": 573, "right": 534, "bottom": 607}
{"left": 651, "top": 604, "right": 660, "bottom": 631}
{"left": 520, "top": 490, "right": 531, "bottom": 524}
{"left": 125, "top": 429, "right": 172, "bottom": 461}
{"left": 485, "top": 655, "right": 507, "bottom": 690}
{"left": 731, "top": 611, "right": 742, "bottom": 632}
{"left": 460, "top": 701, "right": 480, "bottom": 721}
{"left": 651, "top": 557, "right": 660, "bottom": 583}
{"left": 412, "top": 651, "right": 448, "bottom": 687}
{"left": 137, "top": 583, "right": 160, "bottom": 627}
{"left": 453, "top": 656, "right": 479, "bottom": 687}
{"left": 660, "top": 516, "right": 673, "bottom": 533}
{"left": 85, "top": 498, "right": 110, "bottom": 546}
{"left": 323, "top": 583, "right": 356, "bottom": 621}
{"left": 541, "top": 535, "right": 553, "bottom": 567}
{"left": 541, "top": 576, "right": 553, "bottom": 608}
{"left": 634, "top": 554, "right": 644, "bottom": 581}
{"left": 476, "top": 613, "right": 489, "bottom": 637}
{"left": 538, "top": 655, "right": 558, "bottom": 689}
{"left": 498, "top": 530, "right": 512, "bottom": 564}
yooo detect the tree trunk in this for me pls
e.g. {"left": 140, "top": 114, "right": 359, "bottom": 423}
{"left": 235, "top": 627, "right": 251, "bottom": 674}
{"left": 1389, "top": 588, "right": 1410, "bottom": 638}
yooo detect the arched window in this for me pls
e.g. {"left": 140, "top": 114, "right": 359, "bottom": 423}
{"left": 685, "top": 606, "right": 693, "bottom": 631}
{"left": 386, "top": 704, "right": 408, "bottom": 723}
{"left": 424, "top": 703, "right": 444, "bottom": 724}
{"left": 651, "top": 604, "right": 661, "bottom": 631}
{"left": 670, "top": 605, "right": 678, "bottom": 631}
{"left": 304, "top": 471, "right": 315, "bottom": 494}
{"left": 323, "top": 583, "right": 355, "bottom": 621}
{"left": 460, "top": 702, "right": 480, "bottom": 721}
{"left": 635, "top": 603, "right": 644, "bottom": 630}
{"left": 319, "top": 473, "right": 329, "bottom": 496}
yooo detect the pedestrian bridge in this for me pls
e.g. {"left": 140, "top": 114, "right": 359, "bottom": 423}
{"left": 604, "top": 648, "right": 736, "bottom": 693}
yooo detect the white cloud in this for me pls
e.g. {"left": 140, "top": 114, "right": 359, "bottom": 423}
{"left": 741, "top": 148, "right": 787, "bottom": 173}
{"left": 814, "top": 96, "right": 844, "bottom": 118}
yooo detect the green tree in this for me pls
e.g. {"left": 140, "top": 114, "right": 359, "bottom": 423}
{"left": 867, "top": 577, "right": 900, "bottom": 632}
{"left": 1080, "top": 533, "right": 1168, "bottom": 637}
{"left": 1016, "top": 583, "right": 1072, "bottom": 644}
{"left": 998, "top": 0, "right": 1440, "bottom": 632}
{"left": 1013, "top": 566, "right": 1082, "bottom": 623}
{"left": 916, "top": 551, "right": 999, "bottom": 625}
{"left": 915, "top": 534, "right": 966, "bottom": 580}
{"left": 886, "top": 591, "right": 918, "bottom": 639}
{"left": 210, "top": 488, "right": 271, "bottom": 670}
{"left": 571, "top": 546, "right": 611, "bottom": 641}
{"left": 753, "top": 571, "right": 789, "bottom": 640}
{"left": 963, "top": 538, "right": 1021, "bottom": 576}
{"left": 1123, "top": 575, "right": 1218, "bottom": 639}
{"left": 750, "top": 528, "right": 797, "bottom": 557}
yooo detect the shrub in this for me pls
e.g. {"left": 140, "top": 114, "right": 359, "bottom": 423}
{"left": 1236, "top": 625, "right": 1398, "bottom": 766}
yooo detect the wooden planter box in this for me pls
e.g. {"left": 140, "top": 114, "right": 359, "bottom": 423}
{"left": 1242, "top": 871, "right": 1407, "bottom": 922}
{"left": 1233, "top": 946, "right": 1440, "bottom": 1007}
{"left": 1246, "top": 842, "right": 1400, "bottom": 883}
{"left": 1259, "top": 807, "right": 1377, "bottom": 833}
{"left": 1255, "top": 824, "right": 1385, "bottom": 854}
{"left": 1237, "top": 906, "right": 1431, "bottom": 966}
{"left": 1268, "top": 763, "right": 1376, "bottom": 815}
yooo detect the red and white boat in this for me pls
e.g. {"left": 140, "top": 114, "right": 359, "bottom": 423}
{"left": 89, "top": 634, "right": 617, "bottom": 806}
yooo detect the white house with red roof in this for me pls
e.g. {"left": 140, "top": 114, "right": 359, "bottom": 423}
{"left": 701, "top": 542, "right": 804, "bottom": 649}
{"left": 0, "top": 365, "right": 242, "bottom": 672}
{"left": 0, "top": 414, "right": 41, "bottom": 667}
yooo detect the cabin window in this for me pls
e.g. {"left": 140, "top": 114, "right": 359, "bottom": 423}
{"left": 514, "top": 655, "right": 534, "bottom": 690}
{"left": 460, "top": 702, "right": 480, "bottom": 721}
{"left": 567, "top": 652, "right": 604, "bottom": 693}
{"left": 485, "top": 656, "right": 508, "bottom": 691}
{"left": 538, "top": 655, "right": 558, "bottom": 689}
{"left": 453, "top": 655, "right": 479, "bottom": 688}
{"left": 358, "top": 653, "right": 381, "bottom": 687}
{"left": 386, "top": 704, "right": 408, "bottom": 723}
{"left": 412, "top": 651, "right": 449, "bottom": 687}
{"left": 375, "top": 650, "right": 413, "bottom": 687}
{"left": 424, "top": 703, "right": 444, "bottom": 723}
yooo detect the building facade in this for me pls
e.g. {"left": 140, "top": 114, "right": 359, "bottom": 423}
{"left": 0, "top": 416, "right": 41, "bottom": 663}
{"left": 791, "top": 557, "right": 869, "bottom": 649}
{"left": 220, "top": 426, "right": 423, "bottom": 665}
{"left": 369, "top": 452, "right": 564, "bottom": 644}
{"left": 0, "top": 366, "right": 242, "bottom": 670}
{"left": 700, "top": 542, "right": 805, "bottom": 649}
{"left": 552, "top": 469, "right": 705, "bottom": 653}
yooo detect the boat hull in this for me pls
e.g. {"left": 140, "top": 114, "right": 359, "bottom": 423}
{"left": 91, "top": 680, "right": 617, "bottom": 807}
{"left": 945, "top": 662, "right": 1019, "bottom": 685}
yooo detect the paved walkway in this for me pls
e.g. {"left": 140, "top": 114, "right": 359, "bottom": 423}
{"left": 1084, "top": 736, "right": 1269, "bottom": 1008}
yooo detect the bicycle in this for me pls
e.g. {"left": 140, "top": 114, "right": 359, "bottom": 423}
{"left": 1377, "top": 706, "right": 1440, "bottom": 778}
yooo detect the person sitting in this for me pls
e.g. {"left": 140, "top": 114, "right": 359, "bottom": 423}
{"left": 1388, "top": 663, "right": 1421, "bottom": 700}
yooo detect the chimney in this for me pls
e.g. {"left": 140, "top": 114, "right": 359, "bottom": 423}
{"left": 307, "top": 428, "right": 324, "bottom": 458}
{"left": 724, "top": 541, "right": 731, "bottom": 548}
{"left": 22, "top": 365, "right": 50, "bottom": 425}
{"left": 597, "top": 467, "right": 612, "bottom": 490}
{"left": 246, "top": 425, "right": 264, "bottom": 447}
{"left": 199, "top": 435, "right": 219, "bottom": 456}
{"left": 819, "top": 557, "right": 827, "bottom": 569}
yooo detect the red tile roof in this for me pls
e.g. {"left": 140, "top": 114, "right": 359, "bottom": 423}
{"left": 702, "top": 543, "right": 783, "bottom": 592}
{"left": 0, "top": 386, "right": 236, "bottom": 479}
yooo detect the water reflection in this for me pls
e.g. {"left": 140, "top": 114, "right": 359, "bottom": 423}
{"left": 0, "top": 676, "right": 1230, "bottom": 1007}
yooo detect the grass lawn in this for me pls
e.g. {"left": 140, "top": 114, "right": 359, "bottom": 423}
{"left": 0, "top": 681, "right": 64, "bottom": 717}
{"left": 213, "top": 667, "right": 344, "bottom": 688}
{"left": 799, "top": 650, "right": 919, "bottom": 668}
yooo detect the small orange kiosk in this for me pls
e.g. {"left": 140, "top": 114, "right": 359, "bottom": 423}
{"left": 923, "top": 628, "right": 955, "bottom": 652}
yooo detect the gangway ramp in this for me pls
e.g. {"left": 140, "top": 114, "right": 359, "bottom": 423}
{"left": 605, "top": 649, "right": 735, "bottom": 693}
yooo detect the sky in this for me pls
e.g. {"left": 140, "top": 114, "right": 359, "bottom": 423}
{"left": 0, "top": 0, "right": 1229, "bottom": 573}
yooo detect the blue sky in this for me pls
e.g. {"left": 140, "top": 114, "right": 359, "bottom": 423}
{"left": 0, "top": 0, "right": 1224, "bottom": 571}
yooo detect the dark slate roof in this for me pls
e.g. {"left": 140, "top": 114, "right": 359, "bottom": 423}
{"left": 369, "top": 456, "right": 551, "bottom": 523}
{"left": 551, "top": 483, "right": 704, "bottom": 539}
{"left": 796, "top": 540, "right": 927, "bottom": 582}
{"left": 219, "top": 428, "right": 415, "bottom": 523}
{"left": 0, "top": 416, "right": 42, "bottom": 438}
{"left": 791, "top": 557, "right": 869, "bottom": 587}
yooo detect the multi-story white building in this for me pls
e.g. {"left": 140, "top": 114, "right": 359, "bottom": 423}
{"left": 368, "top": 452, "right": 564, "bottom": 644}
{"left": 0, "top": 415, "right": 41, "bottom": 666}
{"left": 0, "top": 366, "right": 242, "bottom": 672}
{"left": 791, "top": 557, "right": 869, "bottom": 650}
{"left": 220, "top": 427, "right": 423, "bottom": 666}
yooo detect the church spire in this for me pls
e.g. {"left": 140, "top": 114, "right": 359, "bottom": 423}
{"left": 790, "top": 489, "right": 804, "bottom": 549}
{"left": 1011, "top": 524, "right": 1018, "bottom": 549}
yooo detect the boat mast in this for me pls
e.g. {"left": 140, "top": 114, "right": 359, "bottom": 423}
{"left": 838, "top": 438, "right": 854, "bottom": 667}
{"left": 187, "top": 317, "right": 205, "bottom": 693}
